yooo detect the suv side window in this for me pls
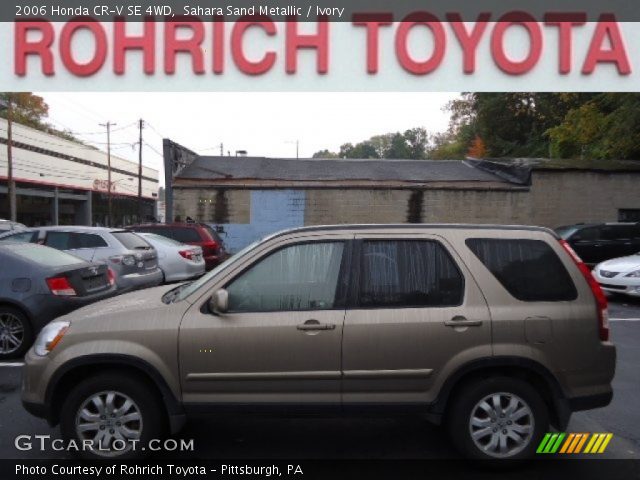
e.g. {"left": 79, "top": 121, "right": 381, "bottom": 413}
{"left": 602, "top": 225, "right": 635, "bottom": 240}
{"left": 226, "top": 241, "right": 346, "bottom": 313}
{"left": 466, "top": 238, "right": 577, "bottom": 302}
{"left": 574, "top": 227, "right": 600, "bottom": 241}
{"left": 358, "top": 240, "right": 464, "bottom": 308}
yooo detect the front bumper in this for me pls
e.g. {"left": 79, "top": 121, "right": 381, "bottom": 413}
{"left": 593, "top": 271, "right": 640, "bottom": 297}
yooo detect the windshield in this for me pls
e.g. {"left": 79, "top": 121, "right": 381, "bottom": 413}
{"left": 163, "top": 239, "right": 262, "bottom": 303}
{"left": 141, "top": 233, "right": 183, "bottom": 247}
{"left": 112, "top": 231, "right": 152, "bottom": 250}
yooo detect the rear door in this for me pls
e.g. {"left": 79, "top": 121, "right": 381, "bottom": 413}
{"left": 341, "top": 233, "right": 491, "bottom": 406}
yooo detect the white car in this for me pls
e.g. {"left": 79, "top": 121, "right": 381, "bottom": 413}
{"left": 593, "top": 253, "right": 640, "bottom": 298}
{"left": 137, "top": 232, "right": 205, "bottom": 282}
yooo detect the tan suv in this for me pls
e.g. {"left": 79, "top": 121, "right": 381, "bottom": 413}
{"left": 22, "top": 224, "right": 616, "bottom": 460}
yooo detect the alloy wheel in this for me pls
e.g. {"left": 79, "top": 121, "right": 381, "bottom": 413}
{"left": 75, "top": 391, "right": 143, "bottom": 457}
{"left": 0, "top": 312, "right": 24, "bottom": 355}
{"left": 468, "top": 392, "right": 534, "bottom": 458}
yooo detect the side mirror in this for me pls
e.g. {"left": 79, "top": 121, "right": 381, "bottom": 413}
{"left": 209, "top": 289, "right": 229, "bottom": 314}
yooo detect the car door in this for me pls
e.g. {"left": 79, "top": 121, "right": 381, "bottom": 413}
{"left": 341, "top": 234, "right": 491, "bottom": 406}
{"left": 179, "top": 235, "right": 351, "bottom": 407}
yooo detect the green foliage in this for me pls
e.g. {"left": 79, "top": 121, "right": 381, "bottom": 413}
{"left": 0, "top": 92, "right": 82, "bottom": 144}
{"left": 438, "top": 92, "right": 639, "bottom": 161}
{"left": 313, "top": 127, "right": 429, "bottom": 160}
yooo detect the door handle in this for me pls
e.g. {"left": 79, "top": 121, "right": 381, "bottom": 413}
{"left": 445, "top": 316, "right": 483, "bottom": 327}
{"left": 297, "top": 320, "right": 336, "bottom": 331}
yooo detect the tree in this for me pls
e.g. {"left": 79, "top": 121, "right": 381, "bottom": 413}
{"left": 467, "top": 136, "right": 487, "bottom": 158}
{"left": 312, "top": 149, "right": 339, "bottom": 159}
{"left": 0, "top": 92, "right": 81, "bottom": 143}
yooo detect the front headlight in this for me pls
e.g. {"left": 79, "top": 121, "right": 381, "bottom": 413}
{"left": 34, "top": 321, "right": 70, "bottom": 356}
{"left": 625, "top": 270, "right": 640, "bottom": 278}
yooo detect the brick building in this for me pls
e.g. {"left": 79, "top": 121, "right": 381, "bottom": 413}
{"left": 163, "top": 139, "right": 640, "bottom": 253}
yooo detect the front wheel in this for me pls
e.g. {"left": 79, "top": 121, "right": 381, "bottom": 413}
{"left": 447, "top": 376, "right": 549, "bottom": 460}
{"left": 0, "top": 307, "right": 32, "bottom": 359}
{"left": 60, "top": 372, "right": 166, "bottom": 459}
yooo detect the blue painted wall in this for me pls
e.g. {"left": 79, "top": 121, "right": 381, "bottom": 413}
{"left": 211, "top": 190, "right": 306, "bottom": 253}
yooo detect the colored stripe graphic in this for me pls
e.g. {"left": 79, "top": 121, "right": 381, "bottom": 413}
{"left": 537, "top": 433, "right": 612, "bottom": 454}
{"left": 537, "top": 433, "right": 552, "bottom": 453}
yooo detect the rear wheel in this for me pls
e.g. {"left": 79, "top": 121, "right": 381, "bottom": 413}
{"left": 447, "top": 376, "right": 548, "bottom": 460}
{"left": 60, "top": 372, "right": 166, "bottom": 458}
{"left": 0, "top": 307, "right": 32, "bottom": 359}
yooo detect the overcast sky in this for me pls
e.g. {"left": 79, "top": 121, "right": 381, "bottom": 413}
{"left": 35, "top": 92, "right": 460, "bottom": 183}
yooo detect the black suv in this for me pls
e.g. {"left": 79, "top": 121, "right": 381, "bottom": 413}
{"left": 556, "top": 223, "right": 640, "bottom": 265}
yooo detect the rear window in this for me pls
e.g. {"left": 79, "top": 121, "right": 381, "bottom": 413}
{"left": 133, "top": 227, "right": 202, "bottom": 243}
{"left": 7, "top": 244, "right": 84, "bottom": 267}
{"left": 466, "top": 238, "right": 577, "bottom": 302}
{"left": 142, "top": 233, "right": 183, "bottom": 247}
{"left": 111, "top": 231, "right": 152, "bottom": 250}
{"left": 170, "top": 227, "right": 202, "bottom": 243}
{"left": 0, "top": 231, "right": 36, "bottom": 244}
{"left": 44, "top": 232, "right": 108, "bottom": 249}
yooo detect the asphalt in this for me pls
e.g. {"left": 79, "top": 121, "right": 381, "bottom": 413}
{"left": 0, "top": 297, "right": 638, "bottom": 460}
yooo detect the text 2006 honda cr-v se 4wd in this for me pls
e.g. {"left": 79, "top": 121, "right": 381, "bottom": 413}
{"left": 22, "top": 225, "right": 615, "bottom": 460}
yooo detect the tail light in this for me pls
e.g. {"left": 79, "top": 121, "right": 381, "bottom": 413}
{"left": 46, "top": 276, "right": 77, "bottom": 297}
{"left": 201, "top": 241, "right": 219, "bottom": 256}
{"left": 107, "top": 267, "right": 116, "bottom": 286}
{"left": 559, "top": 239, "right": 609, "bottom": 341}
{"left": 179, "top": 249, "right": 197, "bottom": 260}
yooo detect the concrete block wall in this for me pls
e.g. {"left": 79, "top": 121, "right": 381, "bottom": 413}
{"left": 173, "top": 171, "right": 640, "bottom": 252}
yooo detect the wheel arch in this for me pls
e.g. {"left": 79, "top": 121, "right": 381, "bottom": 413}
{"left": 46, "top": 354, "right": 183, "bottom": 426}
{"left": 433, "top": 356, "right": 571, "bottom": 429}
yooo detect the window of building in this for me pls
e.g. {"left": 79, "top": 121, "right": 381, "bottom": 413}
{"left": 227, "top": 242, "right": 345, "bottom": 312}
{"left": 466, "top": 238, "right": 577, "bottom": 302}
{"left": 358, "top": 240, "right": 464, "bottom": 308}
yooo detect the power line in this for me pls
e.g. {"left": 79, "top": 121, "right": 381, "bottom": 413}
{"left": 143, "top": 122, "right": 166, "bottom": 140}
{"left": 143, "top": 141, "right": 164, "bottom": 158}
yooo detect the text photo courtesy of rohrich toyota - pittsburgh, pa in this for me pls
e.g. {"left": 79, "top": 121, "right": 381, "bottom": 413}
{"left": 1, "top": 3, "right": 640, "bottom": 480}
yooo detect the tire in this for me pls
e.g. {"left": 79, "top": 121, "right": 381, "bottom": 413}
{"left": 60, "top": 372, "right": 167, "bottom": 459}
{"left": 447, "top": 376, "right": 549, "bottom": 460}
{"left": 0, "top": 306, "right": 32, "bottom": 360}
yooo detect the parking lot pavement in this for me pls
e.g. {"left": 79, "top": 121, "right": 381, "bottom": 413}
{"left": 0, "top": 298, "right": 638, "bottom": 460}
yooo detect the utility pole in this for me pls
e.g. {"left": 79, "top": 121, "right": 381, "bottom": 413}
{"left": 138, "top": 119, "right": 144, "bottom": 222}
{"left": 220, "top": 143, "right": 223, "bottom": 156}
{"left": 6, "top": 95, "right": 16, "bottom": 222}
{"left": 99, "top": 121, "right": 116, "bottom": 227}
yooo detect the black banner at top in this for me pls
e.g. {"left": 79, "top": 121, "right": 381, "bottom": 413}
{"left": 5, "top": 0, "right": 640, "bottom": 22}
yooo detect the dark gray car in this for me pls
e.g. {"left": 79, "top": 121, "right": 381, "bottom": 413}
{"left": 0, "top": 243, "right": 117, "bottom": 359}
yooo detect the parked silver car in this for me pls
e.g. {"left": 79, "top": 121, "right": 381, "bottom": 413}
{"left": 137, "top": 232, "right": 205, "bottom": 282}
{"left": 0, "top": 226, "right": 163, "bottom": 292}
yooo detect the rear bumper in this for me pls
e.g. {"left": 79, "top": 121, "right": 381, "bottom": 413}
{"left": 116, "top": 268, "right": 163, "bottom": 291}
{"left": 569, "top": 390, "right": 613, "bottom": 411}
{"left": 23, "top": 288, "right": 117, "bottom": 331}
